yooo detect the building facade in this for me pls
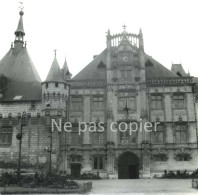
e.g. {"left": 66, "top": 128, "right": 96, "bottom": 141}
{"left": 0, "top": 10, "right": 198, "bottom": 179}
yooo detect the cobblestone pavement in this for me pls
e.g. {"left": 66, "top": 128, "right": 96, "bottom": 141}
{"left": 88, "top": 179, "right": 197, "bottom": 194}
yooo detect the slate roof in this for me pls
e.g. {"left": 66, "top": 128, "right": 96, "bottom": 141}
{"left": 0, "top": 80, "right": 41, "bottom": 102}
{"left": 171, "top": 64, "right": 189, "bottom": 77}
{"left": 45, "top": 57, "right": 65, "bottom": 82}
{"left": 72, "top": 49, "right": 177, "bottom": 80}
{"left": 72, "top": 49, "right": 107, "bottom": 80}
{"left": 62, "top": 57, "right": 70, "bottom": 74}
{"left": 0, "top": 48, "right": 41, "bottom": 82}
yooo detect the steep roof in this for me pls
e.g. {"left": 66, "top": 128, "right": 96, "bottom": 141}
{"left": 0, "top": 48, "right": 41, "bottom": 82}
{"left": 0, "top": 80, "right": 41, "bottom": 102}
{"left": 72, "top": 49, "right": 177, "bottom": 80}
{"left": 145, "top": 55, "right": 177, "bottom": 78}
{"left": 72, "top": 49, "right": 107, "bottom": 80}
{"left": 45, "top": 57, "right": 64, "bottom": 82}
{"left": 62, "top": 57, "right": 70, "bottom": 74}
{"left": 171, "top": 64, "right": 189, "bottom": 77}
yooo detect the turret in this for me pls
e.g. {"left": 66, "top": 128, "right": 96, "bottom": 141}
{"left": 139, "top": 28, "right": 144, "bottom": 52}
{"left": 42, "top": 53, "right": 69, "bottom": 116}
{"left": 61, "top": 57, "right": 72, "bottom": 80}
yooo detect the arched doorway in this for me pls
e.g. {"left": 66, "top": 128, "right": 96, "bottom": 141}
{"left": 118, "top": 152, "right": 139, "bottom": 179}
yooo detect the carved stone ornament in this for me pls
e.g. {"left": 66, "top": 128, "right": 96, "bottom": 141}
{"left": 151, "top": 148, "right": 168, "bottom": 161}
{"left": 174, "top": 147, "right": 192, "bottom": 161}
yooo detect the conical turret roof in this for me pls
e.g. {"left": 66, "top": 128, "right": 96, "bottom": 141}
{"left": 62, "top": 57, "right": 70, "bottom": 74}
{"left": 0, "top": 10, "right": 41, "bottom": 83}
{"left": 45, "top": 57, "right": 64, "bottom": 82}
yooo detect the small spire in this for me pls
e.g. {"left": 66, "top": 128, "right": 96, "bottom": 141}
{"left": 45, "top": 55, "right": 64, "bottom": 82}
{"left": 122, "top": 24, "right": 127, "bottom": 31}
{"left": 139, "top": 28, "right": 143, "bottom": 35}
{"left": 62, "top": 56, "right": 71, "bottom": 80}
{"left": 188, "top": 68, "right": 190, "bottom": 76}
{"left": 15, "top": 4, "right": 25, "bottom": 42}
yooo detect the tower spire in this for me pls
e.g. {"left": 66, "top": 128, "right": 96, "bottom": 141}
{"left": 14, "top": 4, "right": 25, "bottom": 51}
{"left": 62, "top": 57, "right": 72, "bottom": 80}
{"left": 15, "top": 6, "right": 25, "bottom": 42}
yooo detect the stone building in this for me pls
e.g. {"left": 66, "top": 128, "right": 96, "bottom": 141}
{"left": 0, "top": 10, "right": 198, "bottom": 179}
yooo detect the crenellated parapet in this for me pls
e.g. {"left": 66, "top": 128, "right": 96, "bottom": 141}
{"left": 69, "top": 79, "right": 107, "bottom": 88}
{"left": 146, "top": 77, "right": 194, "bottom": 86}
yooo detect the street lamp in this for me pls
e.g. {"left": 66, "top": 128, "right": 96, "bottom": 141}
{"left": 16, "top": 111, "right": 26, "bottom": 176}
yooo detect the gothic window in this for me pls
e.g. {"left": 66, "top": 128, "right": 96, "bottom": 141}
{"left": 175, "top": 124, "right": 187, "bottom": 143}
{"left": 173, "top": 94, "right": 185, "bottom": 108}
{"left": 121, "top": 70, "right": 125, "bottom": 78}
{"left": 118, "top": 123, "right": 137, "bottom": 144}
{"left": 92, "top": 96, "right": 104, "bottom": 110}
{"left": 0, "top": 126, "right": 12, "bottom": 146}
{"left": 120, "top": 70, "right": 132, "bottom": 80}
{"left": 151, "top": 95, "right": 163, "bottom": 109}
{"left": 93, "top": 156, "right": 104, "bottom": 170}
{"left": 93, "top": 132, "right": 104, "bottom": 145}
{"left": 71, "top": 97, "right": 83, "bottom": 111}
{"left": 151, "top": 124, "right": 164, "bottom": 144}
{"left": 119, "top": 130, "right": 129, "bottom": 143}
{"left": 118, "top": 93, "right": 136, "bottom": 110}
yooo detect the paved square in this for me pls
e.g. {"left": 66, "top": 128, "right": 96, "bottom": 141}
{"left": 88, "top": 179, "right": 197, "bottom": 194}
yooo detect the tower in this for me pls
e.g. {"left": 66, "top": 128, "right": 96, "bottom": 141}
{"left": 42, "top": 53, "right": 69, "bottom": 114}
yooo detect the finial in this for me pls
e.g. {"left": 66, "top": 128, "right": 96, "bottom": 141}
{"left": 139, "top": 28, "right": 142, "bottom": 35}
{"left": 188, "top": 68, "right": 190, "bottom": 76}
{"left": 19, "top": 2, "right": 24, "bottom": 15}
{"left": 54, "top": 49, "right": 57, "bottom": 58}
{"left": 122, "top": 24, "right": 127, "bottom": 31}
{"left": 106, "top": 29, "right": 111, "bottom": 37}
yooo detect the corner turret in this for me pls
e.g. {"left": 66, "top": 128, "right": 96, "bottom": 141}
{"left": 42, "top": 53, "right": 70, "bottom": 116}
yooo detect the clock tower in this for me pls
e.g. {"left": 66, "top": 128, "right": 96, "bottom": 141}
{"left": 106, "top": 26, "right": 148, "bottom": 178}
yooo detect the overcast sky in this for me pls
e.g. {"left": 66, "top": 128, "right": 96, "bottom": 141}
{"left": 0, "top": 0, "right": 198, "bottom": 81}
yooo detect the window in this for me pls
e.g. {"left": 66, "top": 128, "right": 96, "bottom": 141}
{"left": 126, "top": 70, "right": 132, "bottom": 79}
{"left": 120, "top": 130, "right": 129, "bottom": 143}
{"left": 71, "top": 97, "right": 83, "bottom": 111}
{"left": 173, "top": 94, "right": 185, "bottom": 108}
{"left": 55, "top": 82, "right": 58, "bottom": 87}
{"left": 118, "top": 96, "right": 135, "bottom": 110}
{"left": 0, "top": 127, "right": 12, "bottom": 145}
{"left": 93, "top": 96, "right": 104, "bottom": 110}
{"left": 118, "top": 123, "right": 137, "bottom": 144}
{"left": 175, "top": 124, "right": 187, "bottom": 143}
{"left": 31, "top": 101, "right": 36, "bottom": 109}
{"left": 93, "top": 156, "right": 103, "bottom": 170}
{"left": 46, "top": 83, "right": 48, "bottom": 89}
{"left": 93, "top": 132, "right": 104, "bottom": 145}
{"left": 120, "top": 70, "right": 132, "bottom": 80}
{"left": 151, "top": 95, "right": 163, "bottom": 109}
{"left": 151, "top": 125, "right": 164, "bottom": 144}
{"left": 121, "top": 70, "right": 125, "bottom": 78}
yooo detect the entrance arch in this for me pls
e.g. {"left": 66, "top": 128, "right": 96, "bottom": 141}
{"left": 118, "top": 152, "right": 139, "bottom": 179}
